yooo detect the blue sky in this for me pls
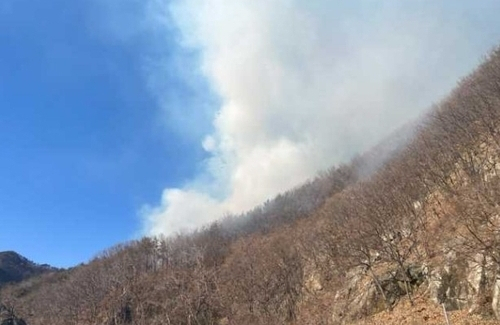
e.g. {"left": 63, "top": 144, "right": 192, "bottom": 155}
{"left": 0, "top": 0, "right": 215, "bottom": 267}
{"left": 1, "top": 0, "right": 500, "bottom": 268}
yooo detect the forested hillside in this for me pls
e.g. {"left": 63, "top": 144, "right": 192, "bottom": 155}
{"left": 0, "top": 251, "right": 56, "bottom": 287}
{"left": 2, "top": 47, "right": 500, "bottom": 325}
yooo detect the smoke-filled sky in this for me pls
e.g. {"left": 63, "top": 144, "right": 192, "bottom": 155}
{"left": 1, "top": 0, "right": 500, "bottom": 267}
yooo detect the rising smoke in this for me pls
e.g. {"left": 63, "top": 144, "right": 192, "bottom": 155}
{"left": 142, "top": 0, "right": 500, "bottom": 236}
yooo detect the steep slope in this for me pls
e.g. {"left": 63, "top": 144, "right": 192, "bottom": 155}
{"left": 1, "top": 46, "right": 500, "bottom": 325}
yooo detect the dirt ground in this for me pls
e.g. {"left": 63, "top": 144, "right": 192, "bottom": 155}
{"left": 351, "top": 295, "right": 499, "bottom": 325}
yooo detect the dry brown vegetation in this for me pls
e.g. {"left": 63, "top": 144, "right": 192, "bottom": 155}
{"left": 2, "top": 47, "right": 500, "bottom": 325}
{"left": 353, "top": 295, "right": 500, "bottom": 325}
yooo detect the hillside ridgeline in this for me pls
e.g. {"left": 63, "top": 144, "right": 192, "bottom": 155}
{"left": 2, "top": 47, "right": 500, "bottom": 325}
{"left": 0, "top": 251, "right": 56, "bottom": 287}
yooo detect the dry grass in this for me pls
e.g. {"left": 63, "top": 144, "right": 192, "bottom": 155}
{"left": 350, "top": 296, "right": 498, "bottom": 325}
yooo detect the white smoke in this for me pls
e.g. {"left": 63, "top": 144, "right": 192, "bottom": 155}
{"left": 142, "top": 0, "right": 500, "bottom": 236}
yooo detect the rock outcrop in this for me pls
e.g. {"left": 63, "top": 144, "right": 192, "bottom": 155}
{"left": 328, "top": 250, "right": 500, "bottom": 323}
{"left": 330, "top": 264, "right": 427, "bottom": 324}
{"left": 426, "top": 251, "right": 498, "bottom": 317}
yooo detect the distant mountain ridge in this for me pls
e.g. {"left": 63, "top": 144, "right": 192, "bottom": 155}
{"left": 0, "top": 251, "right": 56, "bottom": 286}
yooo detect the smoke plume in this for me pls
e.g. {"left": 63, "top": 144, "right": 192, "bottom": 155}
{"left": 142, "top": 0, "right": 500, "bottom": 236}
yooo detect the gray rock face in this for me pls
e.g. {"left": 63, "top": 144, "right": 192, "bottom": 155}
{"left": 331, "top": 264, "right": 427, "bottom": 324}
{"left": 492, "top": 275, "right": 500, "bottom": 319}
{"left": 426, "top": 252, "right": 496, "bottom": 317}
{"left": 327, "top": 250, "right": 500, "bottom": 324}
{"left": 427, "top": 265, "right": 469, "bottom": 310}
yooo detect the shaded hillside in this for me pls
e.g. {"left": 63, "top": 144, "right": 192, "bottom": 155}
{"left": 0, "top": 251, "right": 55, "bottom": 287}
{"left": 0, "top": 303, "right": 27, "bottom": 325}
{"left": 2, "top": 46, "right": 500, "bottom": 325}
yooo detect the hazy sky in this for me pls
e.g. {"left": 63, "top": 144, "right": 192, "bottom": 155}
{"left": 1, "top": 0, "right": 500, "bottom": 267}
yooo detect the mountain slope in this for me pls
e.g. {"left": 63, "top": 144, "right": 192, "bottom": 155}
{"left": 0, "top": 251, "right": 55, "bottom": 286}
{"left": 1, "top": 46, "right": 500, "bottom": 325}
